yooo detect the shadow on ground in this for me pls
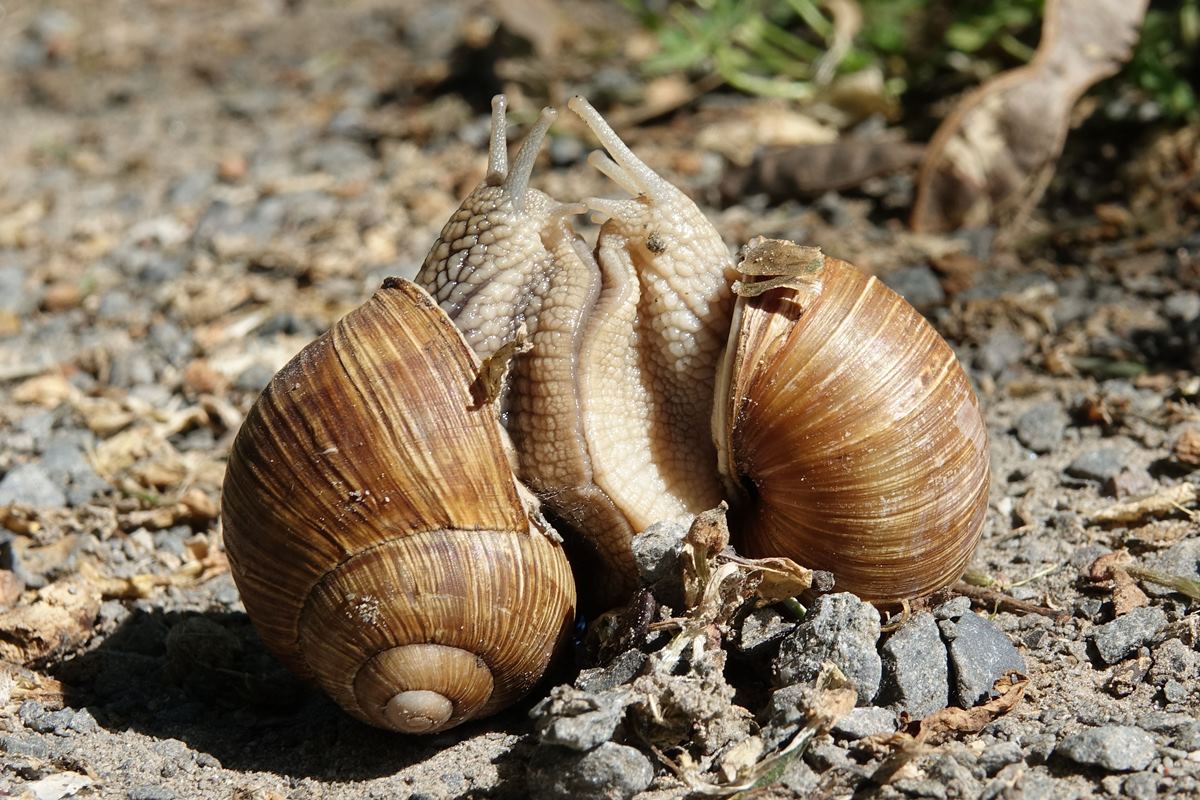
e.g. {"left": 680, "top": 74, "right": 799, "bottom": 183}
{"left": 56, "top": 607, "right": 537, "bottom": 784}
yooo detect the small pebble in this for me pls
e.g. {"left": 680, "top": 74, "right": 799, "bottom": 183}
{"left": 831, "top": 706, "right": 896, "bottom": 740}
{"left": 574, "top": 649, "right": 646, "bottom": 694}
{"left": 879, "top": 612, "right": 949, "bottom": 719}
{"left": 977, "top": 329, "right": 1028, "bottom": 376}
{"left": 1056, "top": 725, "right": 1156, "bottom": 772}
{"left": 735, "top": 606, "right": 795, "bottom": 657}
{"left": 128, "top": 786, "right": 176, "bottom": 800}
{"left": 1089, "top": 607, "right": 1168, "bottom": 665}
{"left": 630, "top": 518, "right": 688, "bottom": 606}
{"left": 977, "top": 740, "right": 1024, "bottom": 776}
{"left": 1014, "top": 402, "right": 1068, "bottom": 454}
{"left": 933, "top": 596, "right": 971, "bottom": 620}
{"left": 883, "top": 266, "right": 945, "bottom": 311}
{"left": 939, "top": 611, "right": 1025, "bottom": 707}
{"left": 773, "top": 593, "right": 881, "bottom": 705}
{"left": 529, "top": 686, "right": 632, "bottom": 752}
{"left": 1064, "top": 448, "right": 1126, "bottom": 483}
{"left": 1147, "top": 638, "right": 1196, "bottom": 686}
{"left": 0, "top": 463, "right": 67, "bottom": 508}
{"left": 527, "top": 742, "right": 653, "bottom": 800}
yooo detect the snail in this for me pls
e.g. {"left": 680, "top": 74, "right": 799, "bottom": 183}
{"left": 221, "top": 94, "right": 989, "bottom": 735}
{"left": 416, "top": 96, "right": 989, "bottom": 606}
{"left": 221, "top": 279, "right": 576, "bottom": 734}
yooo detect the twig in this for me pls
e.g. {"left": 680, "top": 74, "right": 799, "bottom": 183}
{"left": 952, "top": 581, "right": 1069, "bottom": 622}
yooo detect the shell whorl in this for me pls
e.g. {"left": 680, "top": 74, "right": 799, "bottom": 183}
{"left": 221, "top": 279, "right": 576, "bottom": 733}
{"left": 718, "top": 249, "right": 990, "bottom": 604}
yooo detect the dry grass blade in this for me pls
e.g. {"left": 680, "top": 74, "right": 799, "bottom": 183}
{"left": 1090, "top": 483, "right": 1198, "bottom": 524}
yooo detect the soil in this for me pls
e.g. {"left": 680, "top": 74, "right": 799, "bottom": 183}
{"left": 0, "top": 1, "right": 1197, "bottom": 799}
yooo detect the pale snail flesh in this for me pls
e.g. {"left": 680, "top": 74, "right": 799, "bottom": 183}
{"left": 416, "top": 96, "right": 990, "bottom": 607}
{"left": 221, "top": 280, "right": 576, "bottom": 734}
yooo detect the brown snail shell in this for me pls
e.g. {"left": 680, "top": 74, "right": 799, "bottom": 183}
{"left": 714, "top": 239, "right": 990, "bottom": 604}
{"left": 221, "top": 279, "right": 577, "bottom": 734}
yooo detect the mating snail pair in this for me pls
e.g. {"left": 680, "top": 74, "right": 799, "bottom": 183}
{"left": 220, "top": 96, "right": 990, "bottom": 734}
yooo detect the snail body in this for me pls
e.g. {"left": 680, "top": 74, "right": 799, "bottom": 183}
{"left": 221, "top": 280, "right": 576, "bottom": 733}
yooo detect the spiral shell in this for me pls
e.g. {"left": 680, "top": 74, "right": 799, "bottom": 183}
{"left": 715, "top": 240, "right": 990, "bottom": 604}
{"left": 221, "top": 279, "right": 577, "bottom": 733}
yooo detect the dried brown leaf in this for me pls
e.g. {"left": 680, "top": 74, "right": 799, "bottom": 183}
{"left": 912, "top": 0, "right": 1149, "bottom": 233}
{"left": 0, "top": 578, "right": 101, "bottom": 666}
{"left": 917, "top": 673, "right": 1028, "bottom": 744}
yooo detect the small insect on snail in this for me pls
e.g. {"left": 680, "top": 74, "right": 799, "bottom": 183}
{"left": 221, "top": 95, "right": 990, "bottom": 734}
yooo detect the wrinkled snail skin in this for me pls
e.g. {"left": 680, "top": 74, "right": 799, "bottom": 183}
{"left": 416, "top": 97, "right": 742, "bottom": 604}
{"left": 221, "top": 280, "right": 576, "bottom": 734}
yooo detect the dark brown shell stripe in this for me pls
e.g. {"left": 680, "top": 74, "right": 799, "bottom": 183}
{"left": 731, "top": 258, "right": 990, "bottom": 603}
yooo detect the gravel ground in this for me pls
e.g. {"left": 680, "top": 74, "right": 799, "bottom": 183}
{"left": 1, "top": 2, "right": 1198, "bottom": 799}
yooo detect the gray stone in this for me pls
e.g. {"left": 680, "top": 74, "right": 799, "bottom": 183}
{"left": 1140, "top": 539, "right": 1200, "bottom": 598}
{"left": 1064, "top": 448, "right": 1126, "bottom": 483}
{"left": 97, "top": 290, "right": 134, "bottom": 320}
{"left": 773, "top": 593, "right": 881, "bottom": 705}
{"left": 128, "top": 787, "right": 176, "bottom": 800}
{"left": 977, "top": 329, "right": 1028, "bottom": 376}
{"left": 735, "top": 606, "right": 795, "bottom": 657}
{"left": 933, "top": 596, "right": 971, "bottom": 620}
{"left": 575, "top": 649, "right": 646, "bottom": 693}
{"left": 880, "top": 612, "right": 949, "bottom": 719}
{"left": 1014, "top": 403, "right": 1068, "bottom": 454}
{"left": 631, "top": 518, "right": 688, "bottom": 587}
{"left": 40, "top": 442, "right": 108, "bottom": 506}
{"left": 1147, "top": 638, "right": 1197, "bottom": 686}
{"left": 1162, "top": 680, "right": 1189, "bottom": 704}
{"left": 1122, "top": 772, "right": 1164, "bottom": 800}
{"left": 530, "top": 686, "right": 633, "bottom": 751}
{"left": 1089, "top": 607, "right": 1168, "bottom": 665}
{"left": 831, "top": 706, "right": 896, "bottom": 740}
{"left": 940, "top": 611, "right": 1025, "bottom": 707}
{"left": 0, "top": 463, "right": 66, "bottom": 508}
{"left": 0, "top": 265, "right": 34, "bottom": 315}
{"left": 977, "top": 740, "right": 1024, "bottom": 776}
{"left": 0, "top": 734, "right": 49, "bottom": 758}
{"left": 528, "top": 742, "right": 654, "bottom": 800}
{"left": 233, "top": 362, "right": 276, "bottom": 394}
{"left": 1055, "top": 725, "right": 1156, "bottom": 772}
{"left": 883, "top": 266, "right": 945, "bottom": 311}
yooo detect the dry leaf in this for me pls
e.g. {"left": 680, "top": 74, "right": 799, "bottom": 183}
{"left": 918, "top": 673, "right": 1028, "bottom": 744}
{"left": 0, "top": 578, "right": 101, "bottom": 666}
{"left": 912, "top": 0, "right": 1149, "bottom": 232}
{"left": 1087, "top": 551, "right": 1149, "bottom": 616}
{"left": 12, "top": 372, "right": 77, "bottom": 407}
{"left": 1090, "top": 483, "right": 1197, "bottom": 524}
